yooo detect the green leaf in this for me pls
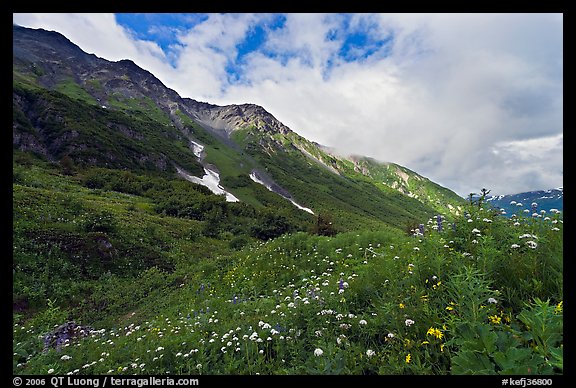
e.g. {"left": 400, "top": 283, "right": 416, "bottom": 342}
{"left": 493, "top": 347, "right": 533, "bottom": 373}
{"left": 548, "top": 346, "right": 563, "bottom": 370}
{"left": 451, "top": 350, "right": 494, "bottom": 374}
{"left": 477, "top": 324, "right": 498, "bottom": 354}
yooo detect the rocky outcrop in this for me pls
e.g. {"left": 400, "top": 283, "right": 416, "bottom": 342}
{"left": 43, "top": 321, "right": 93, "bottom": 352}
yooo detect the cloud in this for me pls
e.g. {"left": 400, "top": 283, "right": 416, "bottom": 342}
{"left": 12, "top": 13, "right": 562, "bottom": 197}
{"left": 217, "top": 13, "right": 563, "bottom": 196}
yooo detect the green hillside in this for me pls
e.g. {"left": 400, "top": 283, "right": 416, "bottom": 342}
{"left": 13, "top": 155, "right": 563, "bottom": 375}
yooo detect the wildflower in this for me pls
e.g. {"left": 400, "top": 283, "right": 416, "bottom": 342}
{"left": 405, "top": 354, "right": 411, "bottom": 364}
{"left": 426, "top": 327, "right": 444, "bottom": 340}
{"left": 60, "top": 355, "right": 72, "bottom": 360}
{"left": 48, "top": 368, "right": 55, "bottom": 374}
{"left": 399, "top": 303, "right": 405, "bottom": 309}
{"left": 487, "top": 298, "right": 498, "bottom": 304}
{"left": 359, "top": 319, "right": 367, "bottom": 326}
{"left": 314, "top": 348, "right": 324, "bottom": 356}
{"left": 366, "top": 349, "right": 376, "bottom": 358}
{"left": 387, "top": 332, "right": 395, "bottom": 339}
{"left": 405, "top": 319, "right": 415, "bottom": 327}
{"left": 510, "top": 244, "right": 520, "bottom": 249}
{"left": 488, "top": 315, "right": 501, "bottom": 325}
{"left": 555, "top": 301, "right": 563, "bottom": 314}
{"left": 526, "top": 241, "right": 538, "bottom": 249}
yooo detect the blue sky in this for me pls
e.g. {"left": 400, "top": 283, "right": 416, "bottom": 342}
{"left": 12, "top": 13, "right": 563, "bottom": 197}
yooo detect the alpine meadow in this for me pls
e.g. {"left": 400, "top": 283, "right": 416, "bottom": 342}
{"left": 12, "top": 24, "right": 563, "bottom": 377}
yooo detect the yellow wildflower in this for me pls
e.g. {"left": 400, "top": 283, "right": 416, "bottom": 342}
{"left": 405, "top": 353, "right": 411, "bottom": 364}
{"left": 488, "top": 315, "right": 501, "bottom": 325}
{"left": 426, "top": 327, "right": 444, "bottom": 340}
{"left": 555, "top": 301, "right": 563, "bottom": 314}
{"left": 399, "top": 303, "right": 405, "bottom": 309}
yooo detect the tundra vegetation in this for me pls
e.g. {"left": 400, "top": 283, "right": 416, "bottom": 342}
{"left": 13, "top": 154, "right": 563, "bottom": 375}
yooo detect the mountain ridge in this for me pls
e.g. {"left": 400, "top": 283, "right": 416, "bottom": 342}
{"left": 485, "top": 188, "right": 563, "bottom": 216}
{"left": 13, "top": 24, "right": 466, "bottom": 232}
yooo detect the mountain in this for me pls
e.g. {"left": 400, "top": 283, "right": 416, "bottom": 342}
{"left": 485, "top": 188, "right": 563, "bottom": 217}
{"left": 11, "top": 25, "right": 564, "bottom": 377}
{"left": 13, "top": 24, "right": 466, "bottom": 233}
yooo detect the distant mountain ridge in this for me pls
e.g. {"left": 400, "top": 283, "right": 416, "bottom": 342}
{"left": 486, "top": 188, "right": 563, "bottom": 216}
{"left": 13, "top": 24, "right": 467, "bottom": 232}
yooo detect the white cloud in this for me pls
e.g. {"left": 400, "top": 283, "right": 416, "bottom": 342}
{"left": 12, "top": 13, "right": 562, "bottom": 197}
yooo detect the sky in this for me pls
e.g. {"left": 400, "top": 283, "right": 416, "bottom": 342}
{"left": 12, "top": 13, "right": 563, "bottom": 197}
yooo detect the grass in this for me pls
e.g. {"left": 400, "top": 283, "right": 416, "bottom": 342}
{"left": 12, "top": 159, "right": 563, "bottom": 375}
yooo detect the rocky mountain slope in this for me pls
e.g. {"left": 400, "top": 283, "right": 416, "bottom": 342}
{"left": 13, "top": 24, "right": 466, "bottom": 232}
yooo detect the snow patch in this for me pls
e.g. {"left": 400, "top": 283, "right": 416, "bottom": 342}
{"left": 249, "top": 172, "right": 314, "bottom": 215}
{"left": 189, "top": 140, "right": 204, "bottom": 159}
{"left": 176, "top": 166, "right": 239, "bottom": 203}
